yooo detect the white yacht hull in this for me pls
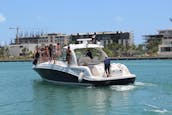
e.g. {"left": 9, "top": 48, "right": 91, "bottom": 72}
{"left": 33, "top": 62, "right": 136, "bottom": 86}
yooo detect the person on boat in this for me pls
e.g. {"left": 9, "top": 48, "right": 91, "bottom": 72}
{"left": 56, "top": 43, "right": 61, "bottom": 58}
{"left": 104, "top": 57, "right": 111, "bottom": 77}
{"left": 52, "top": 45, "right": 57, "bottom": 64}
{"left": 66, "top": 46, "right": 71, "bottom": 65}
{"left": 33, "top": 47, "right": 40, "bottom": 65}
{"left": 86, "top": 49, "right": 93, "bottom": 59}
{"left": 45, "top": 46, "right": 49, "bottom": 61}
{"left": 48, "top": 44, "right": 53, "bottom": 62}
{"left": 40, "top": 47, "right": 45, "bottom": 63}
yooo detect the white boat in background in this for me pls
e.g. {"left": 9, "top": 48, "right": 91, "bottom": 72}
{"left": 33, "top": 39, "right": 136, "bottom": 86}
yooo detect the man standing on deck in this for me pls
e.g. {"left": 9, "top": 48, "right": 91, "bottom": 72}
{"left": 104, "top": 57, "right": 111, "bottom": 77}
{"left": 33, "top": 47, "right": 40, "bottom": 65}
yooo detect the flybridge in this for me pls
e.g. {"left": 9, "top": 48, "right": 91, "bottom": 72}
{"left": 76, "top": 35, "right": 102, "bottom": 47}
{"left": 77, "top": 35, "right": 96, "bottom": 44}
{"left": 77, "top": 38, "right": 92, "bottom": 44}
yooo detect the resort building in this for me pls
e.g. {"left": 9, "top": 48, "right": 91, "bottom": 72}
{"left": 70, "top": 31, "right": 134, "bottom": 47}
{"left": 9, "top": 33, "right": 69, "bottom": 56}
{"left": 145, "top": 29, "right": 172, "bottom": 56}
{"left": 15, "top": 33, "right": 69, "bottom": 45}
{"left": 158, "top": 29, "right": 172, "bottom": 56}
{"left": 9, "top": 31, "right": 134, "bottom": 56}
{"left": 38, "top": 33, "right": 69, "bottom": 45}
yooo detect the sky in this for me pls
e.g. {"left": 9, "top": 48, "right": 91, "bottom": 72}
{"left": 0, "top": 0, "right": 172, "bottom": 45}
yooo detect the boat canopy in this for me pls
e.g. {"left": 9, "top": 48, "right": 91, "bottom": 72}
{"left": 60, "top": 43, "right": 107, "bottom": 66}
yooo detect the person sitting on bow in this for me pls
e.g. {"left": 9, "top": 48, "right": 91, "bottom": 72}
{"left": 104, "top": 57, "right": 111, "bottom": 77}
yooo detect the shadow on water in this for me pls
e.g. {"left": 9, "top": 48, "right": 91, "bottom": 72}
{"left": 32, "top": 80, "right": 136, "bottom": 115}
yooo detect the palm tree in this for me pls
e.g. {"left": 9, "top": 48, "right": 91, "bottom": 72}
{"left": 146, "top": 38, "right": 161, "bottom": 56}
{"left": 21, "top": 47, "right": 29, "bottom": 56}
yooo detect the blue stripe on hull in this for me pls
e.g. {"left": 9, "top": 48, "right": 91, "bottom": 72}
{"left": 33, "top": 68, "right": 135, "bottom": 86}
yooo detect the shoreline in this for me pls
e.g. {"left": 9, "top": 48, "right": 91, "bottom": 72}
{"left": 109, "top": 56, "right": 172, "bottom": 60}
{"left": 0, "top": 56, "right": 172, "bottom": 62}
{"left": 0, "top": 58, "right": 33, "bottom": 62}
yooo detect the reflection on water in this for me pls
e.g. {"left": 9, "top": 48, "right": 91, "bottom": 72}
{"left": 32, "top": 80, "right": 131, "bottom": 115}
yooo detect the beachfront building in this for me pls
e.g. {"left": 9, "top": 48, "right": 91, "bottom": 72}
{"left": 14, "top": 33, "right": 69, "bottom": 45}
{"left": 8, "top": 31, "right": 134, "bottom": 56}
{"left": 9, "top": 33, "right": 69, "bottom": 56}
{"left": 13, "top": 31, "right": 134, "bottom": 47}
{"left": 70, "top": 31, "right": 134, "bottom": 47}
{"left": 158, "top": 29, "right": 172, "bottom": 56}
{"left": 38, "top": 33, "right": 69, "bottom": 46}
{"left": 15, "top": 36, "right": 39, "bottom": 44}
{"left": 145, "top": 29, "right": 172, "bottom": 56}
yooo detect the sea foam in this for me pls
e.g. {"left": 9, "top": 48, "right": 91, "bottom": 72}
{"left": 110, "top": 85, "right": 135, "bottom": 91}
{"left": 144, "top": 104, "right": 169, "bottom": 114}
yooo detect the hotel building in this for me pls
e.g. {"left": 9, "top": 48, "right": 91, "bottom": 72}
{"left": 145, "top": 29, "right": 172, "bottom": 56}
{"left": 9, "top": 31, "right": 134, "bottom": 56}
{"left": 158, "top": 29, "right": 172, "bottom": 56}
{"left": 70, "top": 31, "right": 134, "bottom": 47}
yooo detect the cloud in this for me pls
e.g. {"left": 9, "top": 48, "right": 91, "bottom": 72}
{"left": 114, "top": 16, "right": 124, "bottom": 22}
{"left": 0, "top": 13, "right": 6, "bottom": 23}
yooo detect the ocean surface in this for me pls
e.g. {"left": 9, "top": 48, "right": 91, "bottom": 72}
{"left": 0, "top": 60, "right": 172, "bottom": 115}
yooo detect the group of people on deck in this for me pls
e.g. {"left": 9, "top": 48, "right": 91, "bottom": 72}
{"left": 33, "top": 43, "right": 61, "bottom": 65}
{"left": 33, "top": 45, "right": 111, "bottom": 77}
{"left": 33, "top": 43, "right": 72, "bottom": 66}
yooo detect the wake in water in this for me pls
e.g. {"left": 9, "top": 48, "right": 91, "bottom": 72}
{"left": 110, "top": 85, "right": 135, "bottom": 91}
{"left": 144, "top": 104, "right": 170, "bottom": 114}
{"left": 110, "top": 81, "right": 157, "bottom": 92}
{"left": 134, "top": 81, "right": 157, "bottom": 87}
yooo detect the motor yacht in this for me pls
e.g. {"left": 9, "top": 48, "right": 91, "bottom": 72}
{"left": 33, "top": 39, "right": 136, "bottom": 86}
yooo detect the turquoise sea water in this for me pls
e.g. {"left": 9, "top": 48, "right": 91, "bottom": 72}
{"left": 0, "top": 60, "right": 172, "bottom": 115}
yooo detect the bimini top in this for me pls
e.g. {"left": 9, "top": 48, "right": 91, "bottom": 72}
{"left": 64, "top": 43, "right": 104, "bottom": 50}
{"left": 64, "top": 38, "right": 104, "bottom": 50}
{"left": 63, "top": 39, "right": 106, "bottom": 66}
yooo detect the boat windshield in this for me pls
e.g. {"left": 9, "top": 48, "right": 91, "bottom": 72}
{"left": 58, "top": 48, "right": 67, "bottom": 61}
{"left": 74, "top": 48, "right": 106, "bottom": 65}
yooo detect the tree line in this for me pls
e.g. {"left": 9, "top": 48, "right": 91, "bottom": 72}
{"left": 0, "top": 39, "right": 161, "bottom": 59}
